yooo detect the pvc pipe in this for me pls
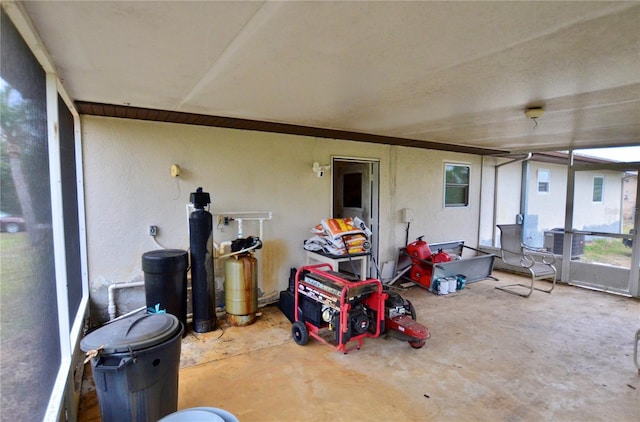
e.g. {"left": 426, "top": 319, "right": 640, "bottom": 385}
{"left": 108, "top": 281, "right": 144, "bottom": 320}
{"left": 104, "top": 305, "right": 146, "bottom": 324}
{"left": 237, "top": 218, "right": 243, "bottom": 238}
{"left": 212, "top": 211, "right": 272, "bottom": 239}
{"left": 213, "top": 211, "right": 272, "bottom": 219}
{"left": 216, "top": 242, "right": 261, "bottom": 259}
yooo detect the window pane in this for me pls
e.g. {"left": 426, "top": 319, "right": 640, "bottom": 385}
{"left": 592, "top": 176, "right": 603, "bottom": 202}
{"left": 538, "top": 169, "right": 550, "bottom": 193}
{"left": 1, "top": 10, "right": 60, "bottom": 421}
{"left": 445, "top": 186, "right": 468, "bottom": 206}
{"left": 538, "top": 181, "right": 549, "bottom": 193}
{"left": 445, "top": 164, "right": 469, "bottom": 207}
{"left": 445, "top": 164, "right": 469, "bottom": 184}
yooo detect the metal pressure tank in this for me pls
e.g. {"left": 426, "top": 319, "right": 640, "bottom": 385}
{"left": 224, "top": 236, "right": 262, "bottom": 326}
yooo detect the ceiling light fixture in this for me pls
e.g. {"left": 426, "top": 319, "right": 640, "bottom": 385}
{"left": 525, "top": 107, "right": 544, "bottom": 129}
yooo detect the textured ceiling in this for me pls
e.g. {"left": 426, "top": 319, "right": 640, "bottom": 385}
{"left": 19, "top": 1, "right": 640, "bottom": 154}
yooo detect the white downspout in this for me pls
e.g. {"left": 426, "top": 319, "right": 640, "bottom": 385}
{"left": 493, "top": 153, "right": 533, "bottom": 246}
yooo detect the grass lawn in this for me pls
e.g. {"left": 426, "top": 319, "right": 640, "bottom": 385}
{"left": 581, "top": 237, "right": 633, "bottom": 267}
{"left": 1, "top": 231, "right": 60, "bottom": 421}
{"left": 0, "top": 232, "right": 34, "bottom": 338}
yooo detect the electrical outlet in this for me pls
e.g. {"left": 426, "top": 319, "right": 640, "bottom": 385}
{"left": 149, "top": 225, "right": 158, "bottom": 236}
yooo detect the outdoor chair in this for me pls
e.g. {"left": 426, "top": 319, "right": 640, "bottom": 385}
{"left": 634, "top": 328, "right": 640, "bottom": 373}
{"left": 496, "top": 224, "right": 557, "bottom": 298}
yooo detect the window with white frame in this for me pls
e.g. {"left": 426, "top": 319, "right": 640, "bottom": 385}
{"left": 592, "top": 176, "right": 604, "bottom": 202}
{"left": 537, "top": 169, "right": 550, "bottom": 193}
{"left": 444, "top": 163, "right": 470, "bottom": 207}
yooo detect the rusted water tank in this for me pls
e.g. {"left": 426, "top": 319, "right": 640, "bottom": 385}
{"left": 224, "top": 254, "right": 258, "bottom": 326}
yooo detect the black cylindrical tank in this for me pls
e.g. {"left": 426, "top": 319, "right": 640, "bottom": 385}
{"left": 189, "top": 187, "right": 216, "bottom": 333}
{"left": 142, "top": 249, "right": 188, "bottom": 331}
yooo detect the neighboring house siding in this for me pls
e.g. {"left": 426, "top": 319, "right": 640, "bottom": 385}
{"left": 526, "top": 162, "right": 623, "bottom": 245}
{"left": 484, "top": 159, "right": 626, "bottom": 248}
{"left": 572, "top": 169, "right": 623, "bottom": 232}
{"left": 527, "top": 162, "right": 568, "bottom": 244}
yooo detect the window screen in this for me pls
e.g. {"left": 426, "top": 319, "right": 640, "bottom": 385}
{"left": 1, "top": 9, "right": 60, "bottom": 421}
{"left": 59, "top": 95, "right": 83, "bottom": 325}
{"left": 444, "top": 164, "right": 470, "bottom": 207}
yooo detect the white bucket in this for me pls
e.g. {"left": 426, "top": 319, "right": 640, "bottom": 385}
{"left": 438, "top": 280, "right": 449, "bottom": 295}
{"left": 448, "top": 276, "right": 457, "bottom": 293}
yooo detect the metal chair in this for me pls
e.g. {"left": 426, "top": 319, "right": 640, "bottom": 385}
{"left": 496, "top": 224, "right": 557, "bottom": 298}
{"left": 634, "top": 328, "right": 640, "bottom": 373}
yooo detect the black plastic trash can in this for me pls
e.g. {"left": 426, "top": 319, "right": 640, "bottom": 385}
{"left": 142, "top": 249, "right": 188, "bottom": 330}
{"left": 80, "top": 313, "right": 183, "bottom": 422}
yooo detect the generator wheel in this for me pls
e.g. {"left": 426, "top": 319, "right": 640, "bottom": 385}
{"left": 292, "top": 321, "right": 309, "bottom": 345}
{"left": 409, "top": 340, "right": 425, "bottom": 349}
{"left": 407, "top": 300, "right": 417, "bottom": 320}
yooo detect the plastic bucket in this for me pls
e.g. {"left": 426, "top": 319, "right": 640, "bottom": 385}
{"left": 438, "top": 279, "right": 449, "bottom": 295}
{"left": 80, "top": 313, "right": 183, "bottom": 422}
{"left": 448, "top": 276, "right": 457, "bottom": 293}
{"left": 456, "top": 274, "right": 466, "bottom": 290}
{"left": 159, "top": 407, "right": 239, "bottom": 422}
{"left": 142, "top": 249, "right": 188, "bottom": 331}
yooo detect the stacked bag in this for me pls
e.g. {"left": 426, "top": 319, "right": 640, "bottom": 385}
{"left": 304, "top": 217, "right": 372, "bottom": 256}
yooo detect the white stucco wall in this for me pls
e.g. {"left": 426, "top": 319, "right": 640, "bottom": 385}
{"left": 528, "top": 161, "right": 567, "bottom": 232}
{"left": 81, "top": 116, "right": 483, "bottom": 323}
{"left": 390, "top": 147, "right": 482, "bottom": 246}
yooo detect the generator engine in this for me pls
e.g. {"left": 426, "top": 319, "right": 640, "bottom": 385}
{"left": 385, "top": 290, "right": 415, "bottom": 319}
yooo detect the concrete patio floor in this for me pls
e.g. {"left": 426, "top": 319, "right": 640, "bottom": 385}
{"left": 78, "top": 270, "right": 640, "bottom": 421}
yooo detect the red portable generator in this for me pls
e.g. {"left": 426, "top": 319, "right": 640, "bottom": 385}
{"left": 406, "top": 236, "right": 451, "bottom": 289}
{"left": 291, "top": 264, "right": 430, "bottom": 352}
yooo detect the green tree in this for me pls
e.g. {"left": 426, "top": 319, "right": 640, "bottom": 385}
{"left": 0, "top": 81, "right": 42, "bottom": 245}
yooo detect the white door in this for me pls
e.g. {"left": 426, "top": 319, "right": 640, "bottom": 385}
{"left": 564, "top": 162, "right": 640, "bottom": 296}
{"left": 332, "top": 159, "right": 380, "bottom": 277}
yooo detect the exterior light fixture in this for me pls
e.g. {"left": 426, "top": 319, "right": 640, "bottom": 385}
{"left": 525, "top": 107, "right": 544, "bottom": 129}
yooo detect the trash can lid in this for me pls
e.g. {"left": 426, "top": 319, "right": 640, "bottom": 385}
{"left": 80, "top": 313, "right": 181, "bottom": 354}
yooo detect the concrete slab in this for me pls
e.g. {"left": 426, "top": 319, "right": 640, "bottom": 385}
{"left": 79, "top": 271, "right": 640, "bottom": 421}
